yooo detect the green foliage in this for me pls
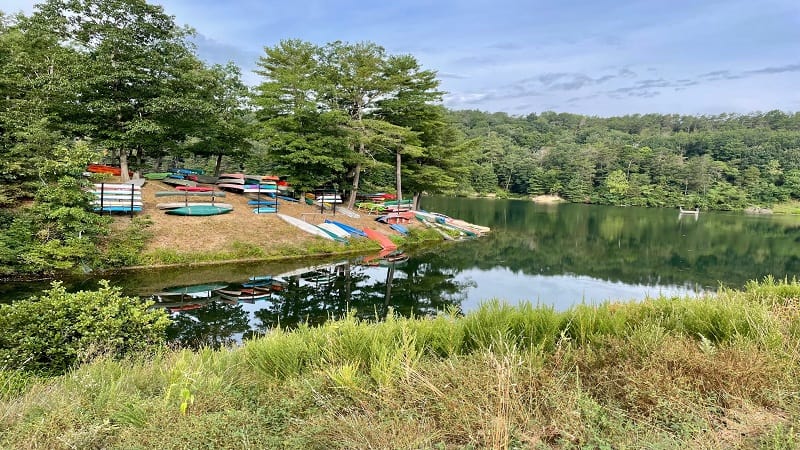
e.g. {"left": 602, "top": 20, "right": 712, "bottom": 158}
{"left": 0, "top": 281, "right": 169, "bottom": 373}
{"left": 100, "top": 215, "right": 154, "bottom": 267}
{"left": 0, "top": 173, "right": 110, "bottom": 275}
{"left": 450, "top": 109, "right": 800, "bottom": 210}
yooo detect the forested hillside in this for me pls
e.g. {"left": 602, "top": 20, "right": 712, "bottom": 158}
{"left": 450, "top": 110, "right": 800, "bottom": 209}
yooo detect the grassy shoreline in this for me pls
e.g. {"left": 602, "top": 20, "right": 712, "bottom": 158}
{"left": 2, "top": 278, "right": 799, "bottom": 448}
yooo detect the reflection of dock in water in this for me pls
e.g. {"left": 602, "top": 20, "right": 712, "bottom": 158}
{"left": 678, "top": 207, "right": 699, "bottom": 221}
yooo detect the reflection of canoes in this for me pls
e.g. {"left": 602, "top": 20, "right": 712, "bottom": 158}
{"left": 214, "top": 288, "right": 271, "bottom": 301}
{"left": 165, "top": 205, "right": 233, "bottom": 216}
{"left": 277, "top": 214, "right": 337, "bottom": 240}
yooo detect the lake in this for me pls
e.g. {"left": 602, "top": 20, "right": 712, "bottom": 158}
{"left": 4, "top": 198, "right": 800, "bottom": 347}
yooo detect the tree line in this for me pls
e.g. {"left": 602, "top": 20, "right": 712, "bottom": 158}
{"left": 1, "top": 0, "right": 799, "bottom": 276}
{"left": 450, "top": 110, "right": 800, "bottom": 209}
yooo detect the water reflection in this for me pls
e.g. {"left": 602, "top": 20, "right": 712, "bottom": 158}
{"left": 146, "top": 250, "right": 473, "bottom": 348}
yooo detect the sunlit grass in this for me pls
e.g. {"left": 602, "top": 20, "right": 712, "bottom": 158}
{"left": 1, "top": 278, "right": 800, "bottom": 448}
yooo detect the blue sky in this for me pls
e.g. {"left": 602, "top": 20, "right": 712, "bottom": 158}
{"left": 6, "top": 0, "right": 800, "bottom": 116}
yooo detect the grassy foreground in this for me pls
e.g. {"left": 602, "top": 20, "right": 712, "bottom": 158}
{"left": 2, "top": 278, "right": 800, "bottom": 449}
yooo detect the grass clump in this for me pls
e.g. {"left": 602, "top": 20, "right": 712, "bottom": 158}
{"left": 1, "top": 278, "right": 799, "bottom": 448}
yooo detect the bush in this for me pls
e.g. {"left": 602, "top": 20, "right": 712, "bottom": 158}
{"left": 0, "top": 281, "right": 170, "bottom": 374}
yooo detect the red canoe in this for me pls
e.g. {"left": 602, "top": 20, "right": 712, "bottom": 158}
{"left": 176, "top": 186, "right": 213, "bottom": 192}
{"left": 363, "top": 228, "right": 397, "bottom": 250}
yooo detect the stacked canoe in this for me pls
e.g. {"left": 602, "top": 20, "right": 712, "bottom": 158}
{"left": 90, "top": 183, "right": 143, "bottom": 213}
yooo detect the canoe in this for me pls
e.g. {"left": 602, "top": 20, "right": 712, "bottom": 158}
{"left": 363, "top": 228, "right": 397, "bottom": 250}
{"left": 165, "top": 205, "right": 232, "bottom": 216}
{"left": 382, "top": 199, "right": 412, "bottom": 206}
{"left": 324, "top": 220, "right": 367, "bottom": 237}
{"left": 173, "top": 168, "right": 204, "bottom": 175}
{"left": 242, "top": 185, "right": 278, "bottom": 193}
{"left": 219, "top": 173, "right": 244, "bottom": 179}
{"left": 87, "top": 164, "right": 133, "bottom": 176}
{"left": 94, "top": 206, "right": 142, "bottom": 212}
{"left": 317, "top": 222, "right": 351, "bottom": 240}
{"left": 252, "top": 206, "right": 277, "bottom": 214}
{"left": 316, "top": 226, "right": 349, "bottom": 243}
{"left": 389, "top": 224, "right": 409, "bottom": 235}
{"left": 155, "top": 191, "right": 225, "bottom": 197}
{"left": 144, "top": 172, "right": 171, "bottom": 180}
{"left": 92, "top": 200, "right": 144, "bottom": 207}
{"left": 90, "top": 194, "right": 142, "bottom": 200}
{"left": 157, "top": 202, "right": 232, "bottom": 210}
{"left": 248, "top": 200, "right": 279, "bottom": 205}
{"left": 162, "top": 178, "right": 197, "bottom": 187}
{"left": 277, "top": 214, "right": 336, "bottom": 241}
{"left": 176, "top": 186, "right": 213, "bottom": 192}
{"left": 217, "top": 183, "right": 246, "bottom": 192}
{"left": 332, "top": 206, "right": 360, "bottom": 218}
{"left": 277, "top": 195, "right": 298, "bottom": 203}
{"left": 93, "top": 183, "right": 141, "bottom": 191}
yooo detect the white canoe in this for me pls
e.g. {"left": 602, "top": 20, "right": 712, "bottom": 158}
{"left": 92, "top": 200, "right": 144, "bottom": 207}
{"left": 277, "top": 214, "right": 334, "bottom": 240}
{"left": 331, "top": 206, "right": 360, "bottom": 218}
{"left": 317, "top": 222, "right": 351, "bottom": 239}
{"left": 92, "top": 183, "right": 141, "bottom": 191}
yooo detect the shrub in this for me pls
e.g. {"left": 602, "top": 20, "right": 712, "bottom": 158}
{"left": 0, "top": 281, "right": 170, "bottom": 374}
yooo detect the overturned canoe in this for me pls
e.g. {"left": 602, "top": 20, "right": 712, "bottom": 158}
{"left": 165, "top": 205, "right": 232, "bottom": 216}
{"left": 363, "top": 228, "right": 397, "bottom": 250}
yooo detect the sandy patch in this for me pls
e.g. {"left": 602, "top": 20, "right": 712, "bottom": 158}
{"left": 531, "top": 195, "right": 565, "bottom": 204}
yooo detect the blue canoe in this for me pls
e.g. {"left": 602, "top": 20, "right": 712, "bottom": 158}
{"left": 253, "top": 206, "right": 277, "bottom": 214}
{"left": 248, "top": 200, "right": 278, "bottom": 205}
{"left": 389, "top": 224, "right": 409, "bottom": 235}
{"left": 324, "top": 219, "right": 367, "bottom": 237}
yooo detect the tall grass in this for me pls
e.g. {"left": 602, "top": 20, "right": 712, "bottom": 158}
{"left": 1, "top": 278, "right": 799, "bottom": 448}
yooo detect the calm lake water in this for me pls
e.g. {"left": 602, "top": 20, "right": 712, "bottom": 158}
{"left": 4, "top": 198, "right": 800, "bottom": 347}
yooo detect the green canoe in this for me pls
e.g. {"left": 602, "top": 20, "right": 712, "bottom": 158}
{"left": 165, "top": 205, "right": 233, "bottom": 216}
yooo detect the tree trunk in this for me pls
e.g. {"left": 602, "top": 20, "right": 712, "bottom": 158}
{"left": 412, "top": 192, "right": 421, "bottom": 210}
{"left": 132, "top": 147, "right": 143, "bottom": 179}
{"left": 347, "top": 162, "right": 361, "bottom": 208}
{"left": 214, "top": 154, "right": 223, "bottom": 177}
{"left": 395, "top": 150, "right": 402, "bottom": 205}
{"left": 119, "top": 150, "right": 130, "bottom": 182}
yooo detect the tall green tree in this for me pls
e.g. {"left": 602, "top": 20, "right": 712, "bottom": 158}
{"left": 254, "top": 40, "right": 445, "bottom": 206}
{"left": 29, "top": 0, "right": 202, "bottom": 181}
{"left": 0, "top": 13, "right": 79, "bottom": 205}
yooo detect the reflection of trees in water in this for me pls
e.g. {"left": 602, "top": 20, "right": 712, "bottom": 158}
{"left": 166, "top": 299, "right": 250, "bottom": 349}
{"left": 422, "top": 197, "right": 800, "bottom": 289}
{"left": 253, "top": 256, "right": 472, "bottom": 331}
